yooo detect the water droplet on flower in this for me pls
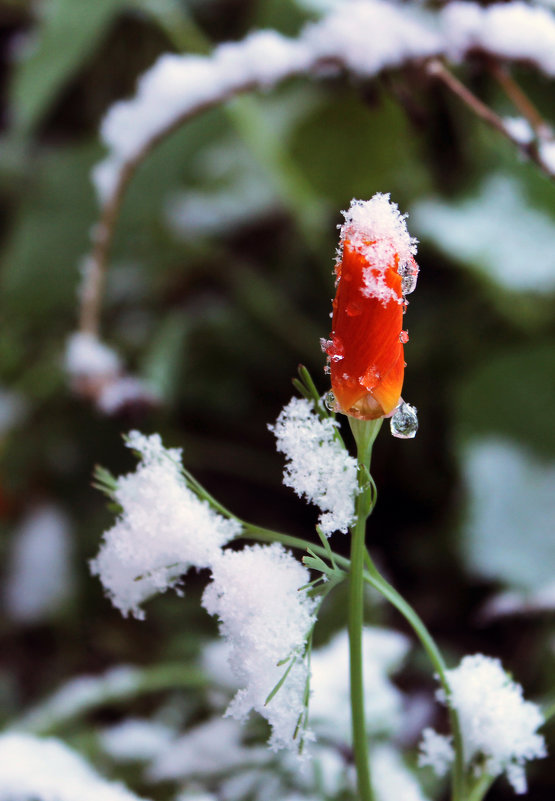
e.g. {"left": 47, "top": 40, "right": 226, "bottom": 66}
{"left": 324, "top": 364, "right": 330, "bottom": 375}
{"left": 398, "top": 260, "right": 419, "bottom": 295}
{"left": 399, "top": 330, "right": 409, "bottom": 344}
{"left": 360, "top": 365, "right": 381, "bottom": 391}
{"left": 320, "top": 337, "right": 332, "bottom": 354}
{"left": 324, "top": 391, "right": 337, "bottom": 412}
{"left": 390, "top": 401, "right": 418, "bottom": 439}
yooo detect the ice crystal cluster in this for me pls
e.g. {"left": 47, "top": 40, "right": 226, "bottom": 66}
{"left": 419, "top": 654, "right": 546, "bottom": 793}
{"left": 202, "top": 543, "right": 317, "bottom": 751}
{"left": 338, "top": 193, "right": 418, "bottom": 305}
{"left": 269, "top": 397, "right": 358, "bottom": 535}
{"left": 0, "top": 733, "right": 147, "bottom": 801}
{"left": 90, "top": 431, "right": 240, "bottom": 618}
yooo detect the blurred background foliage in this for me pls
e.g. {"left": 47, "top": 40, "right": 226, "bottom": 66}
{"left": 0, "top": 0, "right": 553, "bottom": 798}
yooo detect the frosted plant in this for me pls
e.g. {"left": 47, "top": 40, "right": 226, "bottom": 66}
{"left": 0, "top": 733, "right": 148, "bottom": 801}
{"left": 90, "top": 431, "right": 241, "bottom": 618}
{"left": 441, "top": 1, "right": 555, "bottom": 76}
{"left": 64, "top": 331, "right": 121, "bottom": 380}
{"left": 269, "top": 397, "right": 358, "bottom": 535}
{"left": 419, "top": 654, "right": 546, "bottom": 793}
{"left": 201, "top": 543, "right": 317, "bottom": 751}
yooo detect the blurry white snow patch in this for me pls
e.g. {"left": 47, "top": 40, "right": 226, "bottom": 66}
{"left": 93, "top": 32, "right": 312, "bottom": 204}
{"left": 100, "top": 719, "right": 175, "bottom": 763}
{"left": 479, "top": 579, "right": 555, "bottom": 621}
{"left": 418, "top": 728, "right": 455, "bottom": 777}
{"left": 4, "top": 505, "right": 73, "bottom": 624}
{"left": 304, "top": 0, "right": 441, "bottom": 77}
{"left": 91, "top": 432, "right": 240, "bottom": 618}
{"left": 269, "top": 397, "right": 358, "bottom": 535}
{"left": 373, "top": 744, "right": 430, "bottom": 801}
{"left": 310, "top": 627, "right": 410, "bottom": 740}
{"left": 0, "top": 733, "right": 149, "bottom": 801}
{"left": 442, "top": 1, "right": 555, "bottom": 76}
{"left": 147, "top": 717, "right": 267, "bottom": 781}
{"left": 65, "top": 332, "right": 121, "bottom": 379}
{"left": 0, "top": 389, "right": 27, "bottom": 436}
{"left": 421, "top": 654, "right": 546, "bottom": 793}
{"left": 461, "top": 438, "right": 555, "bottom": 590}
{"left": 202, "top": 543, "right": 317, "bottom": 751}
{"left": 539, "top": 140, "right": 555, "bottom": 174}
{"left": 412, "top": 175, "right": 555, "bottom": 293}
{"left": 17, "top": 666, "right": 141, "bottom": 734}
{"left": 96, "top": 376, "right": 159, "bottom": 415}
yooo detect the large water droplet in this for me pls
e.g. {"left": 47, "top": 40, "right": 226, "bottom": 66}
{"left": 324, "top": 390, "right": 337, "bottom": 412}
{"left": 399, "top": 330, "right": 409, "bottom": 344}
{"left": 398, "top": 260, "right": 418, "bottom": 295}
{"left": 390, "top": 401, "right": 418, "bottom": 439}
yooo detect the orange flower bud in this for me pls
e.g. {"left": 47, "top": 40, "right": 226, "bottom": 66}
{"left": 323, "top": 195, "right": 419, "bottom": 421}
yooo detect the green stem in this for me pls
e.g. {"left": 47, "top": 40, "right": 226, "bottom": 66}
{"left": 347, "top": 418, "right": 383, "bottom": 801}
{"left": 467, "top": 774, "right": 495, "bottom": 801}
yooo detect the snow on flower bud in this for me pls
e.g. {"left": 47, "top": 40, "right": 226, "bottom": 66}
{"left": 323, "top": 194, "right": 418, "bottom": 420}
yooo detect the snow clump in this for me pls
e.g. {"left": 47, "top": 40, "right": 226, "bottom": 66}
{"left": 90, "top": 431, "right": 241, "bottom": 618}
{"left": 419, "top": 654, "right": 546, "bottom": 794}
{"left": 269, "top": 397, "right": 358, "bottom": 535}
{"left": 202, "top": 543, "right": 317, "bottom": 751}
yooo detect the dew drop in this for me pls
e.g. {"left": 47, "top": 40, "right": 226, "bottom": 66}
{"left": 324, "top": 390, "right": 337, "bottom": 412}
{"left": 324, "top": 364, "right": 330, "bottom": 375}
{"left": 399, "top": 330, "right": 409, "bottom": 344}
{"left": 398, "top": 260, "right": 419, "bottom": 295}
{"left": 390, "top": 401, "right": 418, "bottom": 439}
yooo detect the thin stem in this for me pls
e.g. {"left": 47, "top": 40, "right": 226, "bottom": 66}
{"left": 427, "top": 58, "right": 554, "bottom": 181}
{"left": 347, "top": 418, "right": 382, "bottom": 801}
{"left": 467, "top": 774, "right": 495, "bottom": 801}
{"left": 489, "top": 61, "right": 552, "bottom": 139}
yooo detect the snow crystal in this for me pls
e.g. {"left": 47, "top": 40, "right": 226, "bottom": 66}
{"left": 442, "top": 2, "right": 555, "bottom": 76}
{"left": 424, "top": 654, "right": 546, "bottom": 793}
{"left": 65, "top": 332, "right": 121, "bottom": 378}
{"left": 412, "top": 175, "right": 555, "bottom": 293}
{"left": 90, "top": 431, "right": 241, "bottom": 618}
{"left": 100, "top": 719, "right": 175, "bottom": 762}
{"left": 94, "top": 32, "right": 312, "bottom": 203}
{"left": 0, "top": 733, "right": 148, "bottom": 801}
{"left": 418, "top": 728, "right": 455, "bottom": 777}
{"left": 4, "top": 506, "right": 73, "bottom": 624}
{"left": 147, "top": 717, "right": 266, "bottom": 781}
{"left": 17, "top": 666, "right": 141, "bottom": 734}
{"left": 373, "top": 744, "right": 430, "bottom": 801}
{"left": 269, "top": 397, "right": 358, "bottom": 535}
{"left": 339, "top": 195, "right": 418, "bottom": 305}
{"left": 201, "top": 543, "right": 317, "bottom": 751}
{"left": 304, "top": 0, "right": 441, "bottom": 77}
{"left": 310, "top": 627, "right": 410, "bottom": 741}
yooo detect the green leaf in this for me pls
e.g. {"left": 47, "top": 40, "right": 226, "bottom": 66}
{"left": 10, "top": 0, "right": 127, "bottom": 135}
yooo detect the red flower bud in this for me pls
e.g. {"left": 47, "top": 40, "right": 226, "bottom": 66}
{"left": 323, "top": 195, "right": 419, "bottom": 420}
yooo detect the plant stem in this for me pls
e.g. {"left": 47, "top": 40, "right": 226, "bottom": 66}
{"left": 347, "top": 418, "right": 383, "bottom": 801}
{"left": 467, "top": 774, "right": 495, "bottom": 801}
